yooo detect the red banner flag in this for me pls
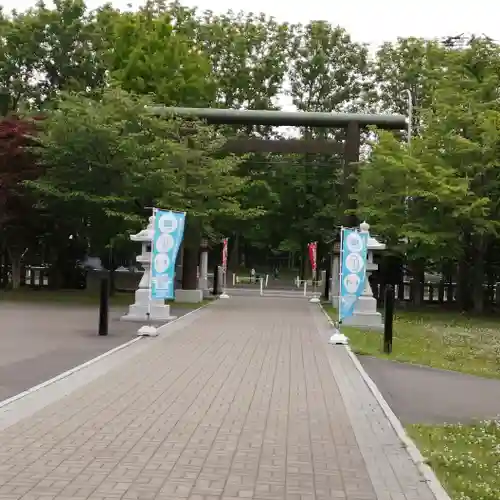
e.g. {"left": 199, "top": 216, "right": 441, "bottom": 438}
{"left": 308, "top": 242, "right": 317, "bottom": 272}
{"left": 222, "top": 238, "right": 229, "bottom": 271}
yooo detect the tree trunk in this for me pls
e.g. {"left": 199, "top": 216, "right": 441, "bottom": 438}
{"left": 409, "top": 259, "right": 425, "bottom": 307}
{"left": 47, "top": 265, "right": 63, "bottom": 290}
{"left": 47, "top": 246, "right": 65, "bottom": 289}
{"left": 471, "top": 235, "right": 486, "bottom": 314}
{"left": 456, "top": 232, "right": 472, "bottom": 311}
{"left": 0, "top": 247, "right": 8, "bottom": 289}
{"left": 456, "top": 257, "right": 470, "bottom": 310}
{"left": 7, "top": 247, "right": 22, "bottom": 290}
{"left": 107, "top": 245, "right": 116, "bottom": 296}
{"left": 109, "top": 268, "right": 116, "bottom": 296}
{"left": 180, "top": 217, "right": 201, "bottom": 290}
{"left": 229, "top": 232, "right": 239, "bottom": 271}
{"left": 181, "top": 245, "right": 199, "bottom": 290}
{"left": 300, "top": 244, "right": 307, "bottom": 281}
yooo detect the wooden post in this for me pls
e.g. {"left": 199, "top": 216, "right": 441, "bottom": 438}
{"left": 343, "top": 121, "right": 360, "bottom": 227}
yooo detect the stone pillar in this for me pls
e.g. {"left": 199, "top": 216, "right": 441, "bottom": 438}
{"left": 320, "top": 269, "right": 326, "bottom": 286}
{"left": 198, "top": 239, "right": 210, "bottom": 298}
{"left": 331, "top": 241, "right": 341, "bottom": 308}
{"left": 218, "top": 265, "right": 224, "bottom": 291}
{"left": 343, "top": 121, "right": 361, "bottom": 228}
{"left": 121, "top": 217, "right": 175, "bottom": 323}
{"left": 174, "top": 243, "right": 204, "bottom": 304}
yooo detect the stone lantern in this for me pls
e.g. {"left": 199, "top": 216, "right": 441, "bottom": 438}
{"left": 330, "top": 239, "right": 342, "bottom": 308}
{"left": 121, "top": 216, "right": 175, "bottom": 323}
{"left": 342, "top": 221, "right": 386, "bottom": 330}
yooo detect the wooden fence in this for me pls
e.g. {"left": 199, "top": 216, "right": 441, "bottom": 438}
{"left": 371, "top": 280, "right": 500, "bottom": 307}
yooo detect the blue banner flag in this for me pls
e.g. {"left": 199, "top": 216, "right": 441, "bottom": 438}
{"left": 339, "top": 228, "right": 368, "bottom": 322}
{"left": 151, "top": 209, "right": 186, "bottom": 300}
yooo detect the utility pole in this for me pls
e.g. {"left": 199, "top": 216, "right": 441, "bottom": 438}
{"left": 402, "top": 89, "right": 412, "bottom": 148}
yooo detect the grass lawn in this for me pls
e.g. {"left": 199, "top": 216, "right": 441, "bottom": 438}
{"left": 408, "top": 421, "right": 500, "bottom": 500}
{"left": 0, "top": 288, "right": 212, "bottom": 308}
{"left": 323, "top": 304, "right": 500, "bottom": 379}
{"left": 323, "top": 304, "right": 500, "bottom": 499}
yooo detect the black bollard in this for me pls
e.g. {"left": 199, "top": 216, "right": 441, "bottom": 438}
{"left": 98, "top": 275, "right": 109, "bottom": 336}
{"left": 383, "top": 284, "right": 394, "bottom": 353}
{"left": 212, "top": 265, "right": 219, "bottom": 296}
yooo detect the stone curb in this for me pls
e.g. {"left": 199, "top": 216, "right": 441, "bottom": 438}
{"left": 0, "top": 301, "right": 213, "bottom": 411}
{"left": 318, "top": 302, "right": 452, "bottom": 500}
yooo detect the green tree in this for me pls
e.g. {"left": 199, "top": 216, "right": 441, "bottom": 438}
{"left": 269, "top": 21, "right": 372, "bottom": 273}
{"left": 34, "top": 0, "right": 107, "bottom": 103}
{"left": 95, "top": 0, "right": 214, "bottom": 107}
{"left": 30, "top": 89, "right": 254, "bottom": 290}
{"left": 0, "top": 8, "right": 45, "bottom": 110}
{"left": 289, "top": 21, "right": 372, "bottom": 114}
{"left": 423, "top": 38, "right": 500, "bottom": 312}
{"left": 196, "top": 10, "right": 293, "bottom": 110}
{"left": 357, "top": 129, "right": 481, "bottom": 306}
{"left": 152, "top": 110, "right": 259, "bottom": 288}
{"left": 0, "top": 0, "right": 106, "bottom": 111}
{"left": 359, "top": 36, "right": 500, "bottom": 311}
{"left": 28, "top": 89, "right": 176, "bottom": 275}
{"left": 194, "top": 10, "right": 294, "bottom": 268}
{"left": 372, "top": 38, "right": 444, "bottom": 120}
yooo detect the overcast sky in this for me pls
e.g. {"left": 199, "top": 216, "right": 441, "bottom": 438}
{"left": 5, "top": 0, "right": 499, "bottom": 48}
{"left": 3, "top": 0, "right": 496, "bottom": 117}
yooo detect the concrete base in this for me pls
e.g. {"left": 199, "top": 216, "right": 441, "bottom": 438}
{"left": 137, "top": 325, "right": 159, "bottom": 337}
{"left": 175, "top": 289, "right": 203, "bottom": 303}
{"left": 342, "top": 311, "right": 384, "bottom": 331}
{"left": 309, "top": 296, "right": 320, "bottom": 303}
{"left": 198, "top": 278, "right": 208, "bottom": 291}
{"left": 329, "top": 329, "right": 349, "bottom": 345}
{"left": 219, "top": 292, "right": 230, "bottom": 299}
{"left": 201, "top": 288, "right": 211, "bottom": 299}
{"left": 121, "top": 289, "right": 176, "bottom": 322}
{"left": 338, "top": 296, "right": 384, "bottom": 331}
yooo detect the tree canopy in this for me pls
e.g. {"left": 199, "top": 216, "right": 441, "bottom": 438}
{"left": 0, "top": 0, "right": 499, "bottom": 312}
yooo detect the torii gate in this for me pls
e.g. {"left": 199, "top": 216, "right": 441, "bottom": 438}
{"left": 152, "top": 106, "right": 406, "bottom": 227}
{"left": 151, "top": 107, "right": 406, "bottom": 297}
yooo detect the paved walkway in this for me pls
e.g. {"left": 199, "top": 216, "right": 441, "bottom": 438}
{"left": 0, "top": 303, "right": 136, "bottom": 402}
{"left": 360, "top": 355, "right": 500, "bottom": 424}
{"left": 0, "top": 302, "right": 198, "bottom": 402}
{"left": 0, "top": 297, "right": 436, "bottom": 500}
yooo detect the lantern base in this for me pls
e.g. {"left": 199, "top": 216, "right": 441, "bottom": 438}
{"left": 174, "top": 289, "right": 204, "bottom": 303}
{"left": 121, "top": 289, "right": 175, "bottom": 322}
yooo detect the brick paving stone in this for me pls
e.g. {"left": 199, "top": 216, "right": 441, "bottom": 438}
{"left": 0, "top": 297, "right": 439, "bottom": 500}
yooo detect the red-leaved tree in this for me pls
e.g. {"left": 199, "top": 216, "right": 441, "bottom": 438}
{"left": 0, "top": 116, "right": 44, "bottom": 288}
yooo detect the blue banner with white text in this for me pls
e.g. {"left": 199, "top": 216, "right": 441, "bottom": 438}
{"left": 151, "top": 209, "right": 186, "bottom": 300}
{"left": 339, "top": 228, "right": 368, "bottom": 322}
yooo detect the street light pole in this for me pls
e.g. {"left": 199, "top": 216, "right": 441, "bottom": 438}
{"left": 402, "top": 89, "right": 412, "bottom": 148}
{"left": 401, "top": 89, "right": 413, "bottom": 221}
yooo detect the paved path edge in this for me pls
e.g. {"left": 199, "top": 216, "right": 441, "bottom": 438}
{"left": 0, "top": 301, "right": 213, "bottom": 411}
{"left": 318, "top": 303, "right": 452, "bottom": 500}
